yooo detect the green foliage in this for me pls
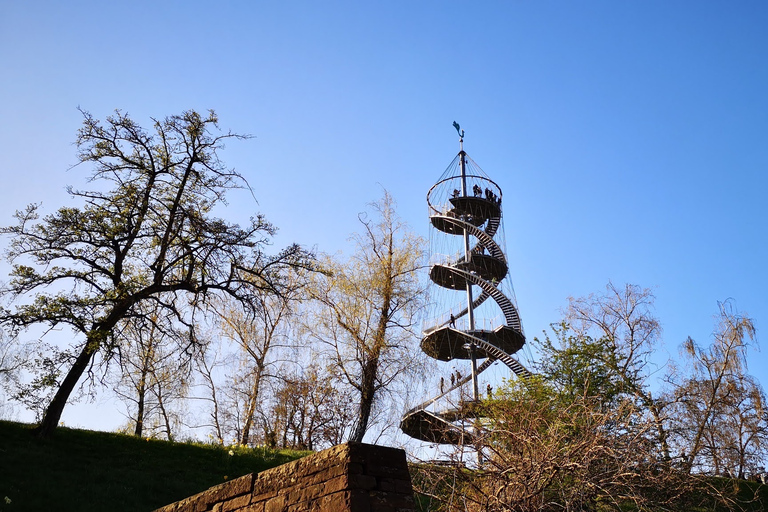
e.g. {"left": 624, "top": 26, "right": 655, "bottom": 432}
{"left": 9, "top": 344, "right": 71, "bottom": 420}
{"left": 0, "top": 420, "right": 309, "bottom": 512}
{"left": 534, "top": 322, "right": 626, "bottom": 407}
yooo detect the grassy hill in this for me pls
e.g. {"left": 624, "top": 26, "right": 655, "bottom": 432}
{"left": 0, "top": 420, "right": 310, "bottom": 512}
{"left": 3, "top": 419, "right": 767, "bottom": 512}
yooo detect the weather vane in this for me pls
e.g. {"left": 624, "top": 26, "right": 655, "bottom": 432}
{"left": 453, "top": 121, "right": 464, "bottom": 150}
{"left": 452, "top": 121, "right": 464, "bottom": 139}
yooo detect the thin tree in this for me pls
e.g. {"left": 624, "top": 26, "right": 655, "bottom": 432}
{"left": 215, "top": 284, "right": 300, "bottom": 446}
{"left": 0, "top": 329, "right": 28, "bottom": 419}
{"left": 194, "top": 335, "right": 229, "bottom": 444}
{"left": 307, "top": 191, "right": 426, "bottom": 443}
{"left": 112, "top": 308, "right": 191, "bottom": 438}
{"left": 0, "top": 109, "right": 312, "bottom": 437}
{"left": 269, "top": 362, "right": 355, "bottom": 450}
{"left": 671, "top": 300, "right": 759, "bottom": 475}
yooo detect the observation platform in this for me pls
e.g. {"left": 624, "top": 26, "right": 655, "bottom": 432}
{"left": 449, "top": 196, "right": 500, "bottom": 222}
{"left": 420, "top": 325, "right": 525, "bottom": 362}
{"left": 430, "top": 210, "right": 485, "bottom": 232}
{"left": 400, "top": 402, "right": 483, "bottom": 444}
{"left": 430, "top": 259, "right": 507, "bottom": 290}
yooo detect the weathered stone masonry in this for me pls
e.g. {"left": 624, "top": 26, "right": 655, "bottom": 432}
{"left": 152, "top": 442, "right": 416, "bottom": 512}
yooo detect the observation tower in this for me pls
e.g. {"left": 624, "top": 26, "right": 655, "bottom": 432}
{"left": 400, "top": 124, "right": 531, "bottom": 446}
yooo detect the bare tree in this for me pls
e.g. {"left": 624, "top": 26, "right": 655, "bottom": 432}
{"left": 215, "top": 283, "right": 301, "bottom": 446}
{"left": 0, "top": 329, "right": 28, "bottom": 419}
{"left": 566, "top": 282, "right": 662, "bottom": 386}
{"left": 307, "top": 191, "right": 426, "bottom": 443}
{"left": 719, "top": 375, "right": 767, "bottom": 479}
{"left": 670, "top": 301, "right": 762, "bottom": 476}
{"left": 695, "top": 372, "right": 767, "bottom": 479}
{"left": 0, "top": 330, "right": 23, "bottom": 381}
{"left": 414, "top": 379, "right": 703, "bottom": 512}
{"left": 269, "top": 362, "right": 355, "bottom": 450}
{"left": 112, "top": 308, "right": 191, "bottom": 438}
{"left": 193, "top": 335, "right": 229, "bottom": 444}
{"left": 564, "top": 281, "right": 672, "bottom": 460}
{"left": 0, "top": 109, "right": 313, "bottom": 437}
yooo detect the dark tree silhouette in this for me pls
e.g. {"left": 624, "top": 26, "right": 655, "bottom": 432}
{"left": 0, "top": 109, "right": 313, "bottom": 437}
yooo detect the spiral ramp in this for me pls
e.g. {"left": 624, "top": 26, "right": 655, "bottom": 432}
{"left": 400, "top": 152, "right": 531, "bottom": 446}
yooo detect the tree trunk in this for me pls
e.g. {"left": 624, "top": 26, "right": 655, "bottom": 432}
{"left": 239, "top": 369, "right": 262, "bottom": 446}
{"left": 134, "top": 373, "right": 147, "bottom": 437}
{"left": 34, "top": 298, "right": 136, "bottom": 438}
{"left": 134, "top": 349, "right": 152, "bottom": 437}
{"left": 34, "top": 340, "right": 98, "bottom": 438}
{"left": 349, "top": 357, "right": 380, "bottom": 443}
{"left": 155, "top": 383, "right": 174, "bottom": 441}
{"left": 348, "top": 237, "right": 393, "bottom": 444}
{"left": 649, "top": 400, "right": 671, "bottom": 462}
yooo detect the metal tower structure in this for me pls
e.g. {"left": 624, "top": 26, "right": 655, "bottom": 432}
{"left": 400, "top": 125, "right": 531, "bottom": 446}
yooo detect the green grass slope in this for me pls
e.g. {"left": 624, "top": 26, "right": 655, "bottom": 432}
{"left": 0, "top": 421, "right": 310, "bottom": 512}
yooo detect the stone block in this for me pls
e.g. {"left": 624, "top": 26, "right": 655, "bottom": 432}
{"left": 225, "top": 474, "right": 255, "bottom": 496}
{"left": 264, "top": 495, "right": 285, "bottom": 512}
{"left": 315, "top": 490, "right": 370, "bottom": 512}
{"left": 287, "top": 479, "right": 327, "bottom": 504}
{"left": 322, "top": 461, "right": 355, "bottom": 479}
{"left": 252, "top": 472, "right": 285, "bottom": 498}
{"left": 222, "top": 494, "right": 252, "bottom": 512}
{"left": 378, "top": 478, "right": 397, "bottom": 493}
{"left": 370, "top": 491, "right": 415, "bottom": 512}
{"left": 395, "top": 479, "right": 413, "bottom": 494}
{"left": 347, "top": 444, "right": 407, "bottom": 469}
{"left": 377, "top": 477, "right": 413, "bottom": 494}
{"left": 167, "top": 473, "right": 255, "bottom": 512}
{"left": 347, "top": 462, "right": 364, "bottom": 475}
{"left": 365, "top": 463, "right": 411, "bottom": 480}
{"left": 349, "top": 473, "right": 378, "bottom": 490}
{"left": 251, "top": 488, "right": 278, "bottom": 504}
{"left": 174, "top": 496, "right": 200, "bottom": 512}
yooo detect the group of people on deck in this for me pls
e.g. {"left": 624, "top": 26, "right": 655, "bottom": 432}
{"left": 451, "top": 185, "right": 502, "bottom": 205}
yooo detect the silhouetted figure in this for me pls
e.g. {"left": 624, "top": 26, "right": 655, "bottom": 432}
{"left": 449, "top": 314, "right": 456, "bottom": 328}
{"left": 450, "top": 373, "right": 455, "bottom": 386}
{"left": 487, "top": 384, "right": 493, "bottom": 398}
{"left": 452, "top": 189, "right": 460, "bottom": 198}
{"left": 440, "top": 377, "right": 445, "bottom": 393}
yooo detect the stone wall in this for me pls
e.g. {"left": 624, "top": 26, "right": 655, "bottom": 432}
{"left": 152, "top": 442, "right": 416, "bottom": 512}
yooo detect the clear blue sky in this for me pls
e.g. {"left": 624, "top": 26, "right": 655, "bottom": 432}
{"left": 1, "top": 1, "right": 767, "bottom": 430}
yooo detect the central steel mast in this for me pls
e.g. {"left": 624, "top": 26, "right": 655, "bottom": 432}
{"left": 457, "top": 133, "right": 480, "bottom": 403}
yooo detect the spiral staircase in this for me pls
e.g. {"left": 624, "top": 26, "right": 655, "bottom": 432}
{"left": 400, "top": 138, "right": 530, "bottom": 446}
